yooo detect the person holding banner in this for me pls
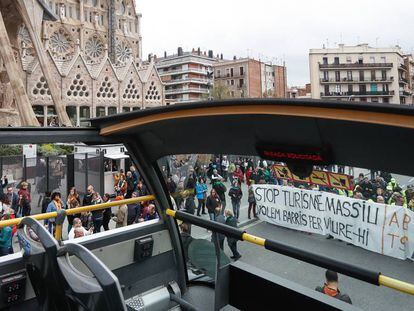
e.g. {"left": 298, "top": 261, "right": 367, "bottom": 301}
{"left": 315, "top": 270, "right": 352, "bottom": 304}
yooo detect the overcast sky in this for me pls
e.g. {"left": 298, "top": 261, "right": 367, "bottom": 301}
{"left": 137, "top": 0, "right": 414, "bottom": 86}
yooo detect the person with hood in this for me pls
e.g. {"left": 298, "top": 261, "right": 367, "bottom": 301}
{"left": 212, "top": 178, "right": 227, "bottom": 212}
{"left": 228, "top": 180, "right": 243, "bottom": 220}
{"left": 112, "top": 201, "right": 128, "bottom": 228}
{"left": 388, "top": 178, "right": 402, "bottom": 193}
{"left": 315, "top": 270, "right": 352, "bottom": 304}
{"left": 125, "top": 171, "right": 135, "bottom": 199}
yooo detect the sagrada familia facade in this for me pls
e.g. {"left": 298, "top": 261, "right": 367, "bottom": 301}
{"left": 0, "top": 0, "right": 165, "bottom": 127}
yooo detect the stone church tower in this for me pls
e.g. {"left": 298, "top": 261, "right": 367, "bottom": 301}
{"left": 0, "top": 0, "right": 164, "bottom": 127}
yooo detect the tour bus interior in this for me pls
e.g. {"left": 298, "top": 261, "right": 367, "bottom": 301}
{"left": 0, "top": 99, "right": 412, "bottom": 310}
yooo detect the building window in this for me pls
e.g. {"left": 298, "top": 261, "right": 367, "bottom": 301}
{"left": 230, "top": 91, "right": 235, "bottom": 97}
{"left": 323, "top": 71, "right": 329, "bottom": 81}
{"left": 231, "top": 80, "right": 234, "bottom": 86}
{"left": 347, "top": 71, "right": 352, "bottom": 81}
{"left": 358, "top": 56, "right": 363, "bottom": 64}
{"left": 239, "top": 79, "right": 244, "bottom": 87}
{"left": 381, "top": 56, "right": 386, "bottom": 63}
{"left": 96, "top": 106, "right": 106, "bottom": 117}
{"left": 370, "top": 56, "right": 375, "bottom": 63}
{"left": 240, "top": 66, "right": 244, "bottom": 75}
{"left": 226, "top": 68, "right": 230, "bottom": 77}
{"left": 216, "top": 69, "right": 221, "bottom": 77}
{"left": 346, "top": 56, "right": 352, "bottom": 63}
{"left": 383, "top": 97, "right": 389, "bottom": 103}
{"left": 226, "top": 80, "right": 230, "bottom": 85}
{"left": 122, "top": 107, "right": 131, "bottom": 113}
{"left": 230, "top": 68, "right": 234, "bottom": 77}
{"left": 381, "top": 69, "right": 387, "bottom": 81}
{"left": 335, "top": 71, "right": 340, "bottom": 82}
{"left": 371, "top": 84, "right": 378, "bottom": 92}
{"left": 335, "top": 85, "right": 341, "bottom": 94}
{"left": 360, "top": 97, "right": 367, "bottom": 102}
{"left": 80, "top": 106, "right": 90, "bottom": 126}
{"left": 33, "top": 105, "right": 45, "bottom": 126}
{"left": 324, "top": 85, "right": 329, "bottom": 95}
{"left": 359, "top": 85, "right": 367, "bottom": 94}
{"left": 371, "top": 70, "right": 376, "bottom": 81}
{"left": 322, "top": 57, "right": 328, "bottom": 65}
{"left": 348, "top": 85, "right": 353, "bottom": 93}
{"left": 68, "top": 6, "right": 73, "bottom": 18}
{"left": 359, "top": 70, "right": 364, "bottom": 81}
{"left": 132, "top": 107, "right": 140, "bottom": 111}
{"left": 66, "top": 106, "right": 77, "bottom": 126}
{"left": 108, "top": 107, "right": 117, "bottom": 115}
{"left": 334, "top": 57, "right": 339, "bottom": 65}
{"left": 371, "top": 97, "right": 379, "bottom": 103}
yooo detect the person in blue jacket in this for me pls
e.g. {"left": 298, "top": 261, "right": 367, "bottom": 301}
{"left": 0, "top": 214, "right": 13, "bottom": 256}
{"left": 195, "top": 177, "right": 208, "bottom": 216}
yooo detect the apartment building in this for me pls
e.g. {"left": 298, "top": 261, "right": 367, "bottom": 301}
{"left": 213, "top": 58, "right": 287, "bottom": 98}
{"left": 309, "top": 44, "right": 413, "bottom": 104}
{"left": 288, "top": 84, "right": 311, "bottom": 99}
{"left": 156, "top": 48, "right": 219, "bottom": 104}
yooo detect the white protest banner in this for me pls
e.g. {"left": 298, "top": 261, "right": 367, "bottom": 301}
{"left": 253, "top": 184, "right": 414, "bottom": 260}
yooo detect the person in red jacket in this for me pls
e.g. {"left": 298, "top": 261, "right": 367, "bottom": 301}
{"left": 233, "top": 165, "right": 244, "bottom": 184}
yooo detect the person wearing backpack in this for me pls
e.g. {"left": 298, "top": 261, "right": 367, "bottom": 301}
{"left": 213, "top": 180, "right": 227, "bottom": 213}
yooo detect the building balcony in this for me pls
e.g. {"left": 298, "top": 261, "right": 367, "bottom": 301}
{"left": 399, "top": 77, "right": 409, "bottom": 84}
{"left": 159, "top": 68, "right": 209, "bottom": 76}
{"left": 320, "top": 77, "right": 394, "bottom": 84}
{"left": 165, "top": 87, "right": 209, "bottom": 95}
{"left": 399, "top": 91, "right": 413, "bottom": 97}
{"left": 321, "top": 91, "right": 395, "bottom": 97}
{"left": 164, "top": 78, "right": 212, "bottom": 85}
{"left": 215, "top": 73, "right": 245, "bottom": 79}
{"left": 319, "top": 62, "right": 393, "bottom": 69}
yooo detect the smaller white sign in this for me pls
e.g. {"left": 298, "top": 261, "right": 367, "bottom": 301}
{"left": 23, "top": 144, "right": 37, "bottom": 159}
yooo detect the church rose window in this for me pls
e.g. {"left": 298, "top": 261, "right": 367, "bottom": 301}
{"left": 85, "top": 34, "right": 105, "bottom": 64}
{"left": 115, "top": 40, "right": 133, "bottom": 65}
{"left": 49, "top": 28, "right": 75, "bottom": 61}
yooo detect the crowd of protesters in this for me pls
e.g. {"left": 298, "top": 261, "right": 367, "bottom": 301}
{"left": 0, "top": 166, "right": 158, "bottom": 257}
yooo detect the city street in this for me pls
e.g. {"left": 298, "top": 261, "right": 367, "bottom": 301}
{"left": 191, "top": 178, "right": 414, "bottom": 311}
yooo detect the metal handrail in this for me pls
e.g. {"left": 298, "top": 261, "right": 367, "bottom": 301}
{"left": 0, "top": 195, "right": 156, "bottom": 230}
{"left": 166, "top": 209, "right": 414, "bottom": 296}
